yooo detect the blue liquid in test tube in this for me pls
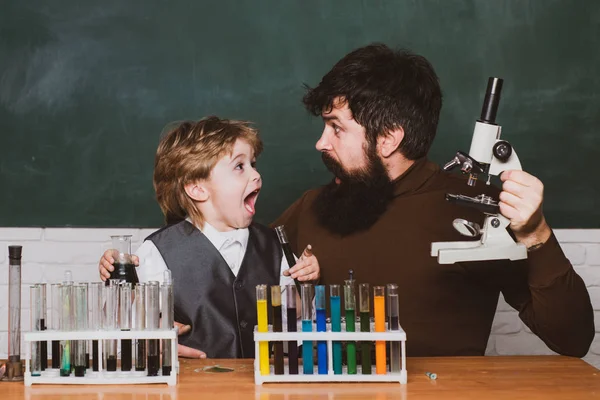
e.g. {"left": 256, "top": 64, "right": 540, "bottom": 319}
{"left": 301, "top": 284, "right": 314, "bottom": 375}
{"left": 316, "top": 285, "right": 327, "bottom": 375}
{"left": 330, "top": 285, "right": 342, "bottom": 374}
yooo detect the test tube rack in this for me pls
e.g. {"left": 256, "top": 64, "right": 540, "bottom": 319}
{"left": 253, "top": 322, "right": 407, "bottom": 385}
{"left": 23, "top": 329, "right": 179, "bottom": 386}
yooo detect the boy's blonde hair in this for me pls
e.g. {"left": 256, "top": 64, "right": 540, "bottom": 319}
{"left": 153, "top": 116, "right": 263, "bottom": 226}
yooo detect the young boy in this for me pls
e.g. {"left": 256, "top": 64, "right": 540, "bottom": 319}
{"left": 98, "top": 116, "right": 320, "bottom": 358}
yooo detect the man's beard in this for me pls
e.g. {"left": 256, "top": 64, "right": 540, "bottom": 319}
{"left": 312, "top": 145, "right": 394, "bottom": 236}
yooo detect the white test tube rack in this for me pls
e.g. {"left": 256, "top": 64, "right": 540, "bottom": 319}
{"left": 253, "top": 322, "right": 407, "bottom": 385}
{"left": 23, "top": 329, "right": 179, "bottom": 386}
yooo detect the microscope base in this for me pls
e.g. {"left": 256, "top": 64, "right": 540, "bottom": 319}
{"left": 431, "top": 241, "right": 527, "bottom": 264}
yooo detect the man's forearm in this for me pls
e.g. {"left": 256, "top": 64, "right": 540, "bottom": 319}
{"left": 519, "top": 233, "right": 594, "bottom": 357}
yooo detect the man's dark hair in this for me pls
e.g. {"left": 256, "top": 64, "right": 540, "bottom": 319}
{"left": 303, "top": 43, "right": 443, "bottom": 160}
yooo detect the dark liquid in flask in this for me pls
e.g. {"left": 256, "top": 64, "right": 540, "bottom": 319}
{"left": 106, "top": 262, "right": 139, "bottom": 285}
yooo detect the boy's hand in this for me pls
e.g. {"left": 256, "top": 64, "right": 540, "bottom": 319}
{"left": 98, "top": 250, "right": 139, "bottom": 281}
{"left": 284, "top": 245, "right": 320, "bottom": 282}
{"left": 175, "top": 321, "right": 206, "bottom": 358}
{"left": 178, "top": 344, "right": 206, "bottom": 358}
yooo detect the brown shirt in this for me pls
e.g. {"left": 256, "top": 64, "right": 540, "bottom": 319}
{"left": 273, "top": 158, "right": 594, "bottom": 357}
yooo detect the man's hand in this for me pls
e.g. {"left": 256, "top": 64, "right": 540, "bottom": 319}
{"left": 175, "top": 321, "right": 206, "bottom": 358}
{"left": 499, "top": 170, "right": 552, "bottom": 248}
{"left": 283, "top": 245, "right": 320, "bottom": 282}
{"left": 98, "top": 250, "right": 140, "bottom": 281}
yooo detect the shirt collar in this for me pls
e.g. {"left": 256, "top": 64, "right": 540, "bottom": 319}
{"left": 186, "top": 218, "right": 249, "bottom": 252}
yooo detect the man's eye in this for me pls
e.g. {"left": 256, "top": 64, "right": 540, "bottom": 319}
{"left": 332, "top": 124, "right": 341, "bottom": 134}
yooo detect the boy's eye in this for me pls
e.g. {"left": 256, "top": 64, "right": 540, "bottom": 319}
{"left": 235, "top": 163, "right": 244, "bottom": 170}
{"left": 251, "top": 161, "right": 257, "bottom": 169}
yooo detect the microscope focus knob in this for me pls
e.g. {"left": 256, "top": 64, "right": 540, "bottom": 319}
{"left": 493, "top": 140, "right": 512, "bottom": 161}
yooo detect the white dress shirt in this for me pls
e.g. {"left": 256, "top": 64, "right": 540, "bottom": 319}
{"left": 135, "top": 220, "right": 295, "bottom": 303}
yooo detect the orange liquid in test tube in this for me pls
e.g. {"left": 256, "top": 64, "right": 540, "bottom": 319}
{"left": 374, "top": 286, "right": 386, "bottom": 374}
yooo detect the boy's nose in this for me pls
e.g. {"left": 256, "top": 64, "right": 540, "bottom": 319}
{"left": 252, "top": 168, "right": 261, "bottom": 182}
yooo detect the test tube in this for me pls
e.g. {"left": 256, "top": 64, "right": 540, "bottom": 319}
{"left": 73, "top": 284, "right": 88, "bottom": 377}
{"left": 359, "top": 283, "right": 371, "bottom": 375}
{"left": 271, "top": 286, "right": 284, "bottom": 375}
{"left": 315, "top": 285, "right": 327, "bottom": 375}
{"left": 301, "top": 283, "right": 314, "bottom": 375}
{"left": 387, "top": 284, "right": 401, "bottom": 373}
{"left": 330, "top": 284, "right": 342, "bottom": 374}
{"left": 256, "top": 284, "right": 269, "bottom": 375}
{"left": 39, "top": 283, "right": 48, "bottom": 371}
{"left": 374, "top": 286, "right": 386, "bottom": 374}
{"left": 286, "top": 284, "right": 298, "bottom": 374}
{"left": 134, "top": 283, "right": 146, "bottom": 372}
{"left": 6, "top": 245, "right": 23, "bottom": 381}
{"left": 274, "top": 225, "right": 302, "bottom": 297}
{"left": 104, "top": 280, "right": 118, "bottom": 372}
{"left": 82, "top": 282, "right": 89, "bottom": 369}
{"left": 344, "top": 280, "right": 357, "bottom": 374}
{"left": 50, "top": 283, "right": 62, "bottom": 369}
{"left": 120, "top": 283, "right": 132, "bottom": 372}
{"left": 30, "top": 285, "right": 42, "bottom": 377}
{"left": 60, "top": 282, "right": 73, "bottom": 376}
{"left": 89, "top": 282, "right": 102, "bottom": 372}
{"left": 146, "top": 281, "right": 160, "bottom": 376}
{"left": 161, "top": 271, "right": 174, "bottom": 376}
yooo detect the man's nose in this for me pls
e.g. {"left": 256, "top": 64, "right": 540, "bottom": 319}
{"left": 315, "top": 129, "right": 331, "bottom": 152}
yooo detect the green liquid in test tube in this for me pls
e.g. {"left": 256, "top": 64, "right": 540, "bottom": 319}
{"left": 344, "top": 280, "right": 357, "bottom": 374}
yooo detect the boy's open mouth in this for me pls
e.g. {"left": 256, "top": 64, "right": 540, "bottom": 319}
{"left": 244, "top": 189, "right": 260, "bottom": 214}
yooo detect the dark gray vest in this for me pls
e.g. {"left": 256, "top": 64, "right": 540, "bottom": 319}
{"left": 147, "top": 221, "right": 281, "bottom": 358}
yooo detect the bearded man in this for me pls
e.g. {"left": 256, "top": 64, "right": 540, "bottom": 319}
{"left": 273, "top": 43, "right": 593, "bottom": 357}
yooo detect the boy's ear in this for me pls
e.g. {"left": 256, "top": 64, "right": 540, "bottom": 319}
{"left": 184, "top": 181, "right": 209, "bottom": 202}
{"left": 377, "top": 126, "right": 404, "bottom": 158}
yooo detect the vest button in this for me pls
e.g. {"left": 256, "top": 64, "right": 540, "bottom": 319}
{"left": 235, "top": 280, "right": 244, "bottom": 290}
{"left": 240, "top": 320, "right": 248, "bottom": 329}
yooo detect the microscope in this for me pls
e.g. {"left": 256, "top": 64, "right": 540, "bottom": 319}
{"left": 431, "top": 77, "right": 527, "bottom": 264}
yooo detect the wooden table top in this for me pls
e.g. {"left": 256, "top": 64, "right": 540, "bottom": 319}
{"left": 3, "top": 356, "right": 600, "bottom": 399}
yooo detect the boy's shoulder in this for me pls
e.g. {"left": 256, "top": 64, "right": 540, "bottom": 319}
{"left": 145, "top": 220, "right": 197, "bottom": 242}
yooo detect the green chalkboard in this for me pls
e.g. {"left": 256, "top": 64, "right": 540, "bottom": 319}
{"left": 1, "top": 1, "right": 598, "bottom": 228}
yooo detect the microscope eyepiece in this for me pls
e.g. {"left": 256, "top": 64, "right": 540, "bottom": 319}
{"left": 479, "top": 77, "right": 503, "bottom": 124}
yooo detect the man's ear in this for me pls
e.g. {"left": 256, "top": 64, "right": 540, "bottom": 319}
{"left": 184, "top": 181, "right": 209, "bottom": 202}
{"left": 377, "top": 126, "right": 405, "bottom": 158}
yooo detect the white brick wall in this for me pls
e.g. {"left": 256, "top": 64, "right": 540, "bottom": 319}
{"left": 0, "top": 228, "right": 599, "bottom": 369}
